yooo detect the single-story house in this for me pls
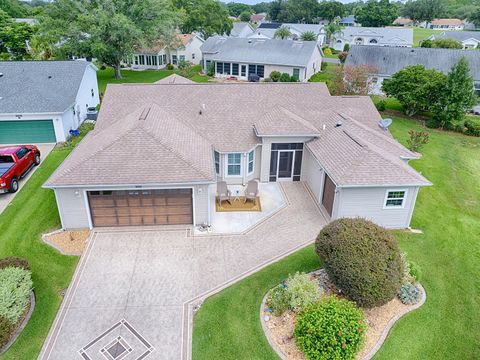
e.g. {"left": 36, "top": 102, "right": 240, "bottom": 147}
{"left": 250, "top": 13, "right": 268, "bottom": 24}
{"left": 132, "top": 33, "right": 204, "bottom": 69}
{"left": 332, "top": 27, "right": 413, "bottom": 51}
{"left": 0, "top": 60, "right": 99, "bottom": 144}
{"left": 44, "top": 82, "right": 431, "bottom": 230}
{"left": 428, "top": 31, "right": 480, "bottom": 49}
{"left": 345, "top": 45, "right": 480, "bottom": 95}
{"left": 393, "top": 17, "right": 416, "bottom": 27}
{"left": 426, "top": 18, "right": 464, "bottom": 31}
{"left": 339, "top": 15, "right": 360, "bottom": 27}
{"left": 201, "top": 37, "right": 322, "bottom": 81}
{"left": 229, "top": 22, "right": 255, "bottom": 38}
{"left": 248, "top": 22, "right": 326, "bottom": 44}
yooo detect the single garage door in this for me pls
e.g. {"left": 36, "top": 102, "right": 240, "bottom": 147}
{"left": 322, "top": 173, "right": 336, "bottom": 217}
{"left": 88, "top": 189, "right": 193, "bottom": 227}
{"left": 0, "top": 120, "right": 56, "bottom": 144}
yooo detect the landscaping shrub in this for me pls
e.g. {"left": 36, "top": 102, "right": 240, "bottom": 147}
{"left": 166, "top": 63, "right": 174, "bottom": 70}
{"left": 0, "top": 267, "right": 33, "bottom": 324}
{"left": 464, "top": 118, "right": 480, "bottom": 137}
{"left": 0, "top": 316, "right": 13, "bottom": 349}
{"left": 406, "top": 129, "right": 429, "bottom": 153}
{"left": 398, "top": 282, "right": 421, "bottom": 305}
{"left": 323, "top": 47, "right": 332, "bottom": 56}
{"left": 270, "top": 71, "right": 281, "bottom": 82}
{"left": 337, "top": 51, "right": 348, "bottom": 64}
{"left": 279, "top": 73, "right": 291, "bottom": 82}
{"left": 315, "top": 218, "right": 403, "bottom": 308}
{"left": 294, "top": 296, "right": 366, "bottom": 360}
{"left": 343, "top": 43, "right": 350, "bottom": 52}
{"left": 266, "top": 272, "right": 322, "bottom": 315}
{"left": 400, "top": 253, "right": 420, "bottom": 283}
{"left": 206, "top": 62, "right": 215, "bottom": 77}
{"left": 376, "top": 99, "right": 386, "bottom": 112}
{"left": 0, "top": 257, "right": 30, "bottom": 271}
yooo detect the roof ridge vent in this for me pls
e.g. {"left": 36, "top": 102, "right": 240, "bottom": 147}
{"left": 139, "top": 106, "right": 151, "bottom": 121}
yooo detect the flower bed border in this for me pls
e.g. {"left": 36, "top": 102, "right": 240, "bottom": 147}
{"left": 260, "top": 271, "right": 426, "bottom": 360}
{"left": 0, "top": 291, "right": 36, "bottom": 355}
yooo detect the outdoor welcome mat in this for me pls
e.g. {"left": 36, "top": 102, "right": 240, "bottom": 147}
{"left": 216, "top": 197, "right": 262, "bottom": 212}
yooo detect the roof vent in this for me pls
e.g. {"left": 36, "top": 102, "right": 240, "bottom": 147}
{"left": 335, "top": 119, "right": 343, "bottom": 128}
{"left": 0, "top": 73, "right": 3, "bottom": 77}
{"left": 48, "top": 75, "right": 52, "bottom": 79}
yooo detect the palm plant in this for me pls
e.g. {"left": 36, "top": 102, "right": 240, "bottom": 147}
{"left": 274, "top": 26, "right": 292, "bottom": 40}
{"left": 300, "top": 31, "right": 316, "bottom": 41}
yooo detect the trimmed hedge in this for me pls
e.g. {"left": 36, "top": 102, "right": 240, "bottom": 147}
{"left": 294, "top": 296, "right": 366, "bottom": 360}
{"left": 0, "top": 257, "right": 30, "bottom": 271}
{"left": 464, "top": 118, "right": 480, "bottom": 137}
{"left": 315, "top": 218, "right": 403, "bottom": 308}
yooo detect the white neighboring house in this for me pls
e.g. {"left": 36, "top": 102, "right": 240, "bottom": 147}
{"left": 132, "top": 33, "right": 204, "bottom": 69}
{"left": 332, "top": 27, "right": 413, "bottom": 51}
{"left": 428, "top": 31, "right": 480, "bottom": 49}
{"left": 0, "top": 61, "right": 99, "bottom": 144}
{"left": 247, "top": 23, "right": 326, "bottom": 45}
{"left": 426, "top": 18, "right": 465, "bottom": 31}
{"left": 201, "top": 36, "right": 322, "bottom": 82}
{"left": 345, "top": 45, "right": 480, "bottom": 95}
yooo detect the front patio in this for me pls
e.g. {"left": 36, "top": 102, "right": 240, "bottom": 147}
{"left": 196, "top": 182, "right": 286, "bottom": 234}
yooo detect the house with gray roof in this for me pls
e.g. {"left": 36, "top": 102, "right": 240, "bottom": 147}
{"left": 201, "top": 37, "right": 322, "bottom": 81}
{"left": 345, "top": 45, "right": 480, "bottom": 95}
{"left": 44, "top": 82, "right": 430, "bottom": 231}
{"left": 428, "top": 31, "right": 480, "bottom": 49}
{"left": 332, "top": 27, "right": 413, "bottom": 51}
{"left": 339, "top": 15, "right": 360, "bottom": 27}
{"left": 248, "top": 23, "right": 326, "bottom": 44}
{"left": 0, "top": 60, "right": 99, "bottom": 144}
{"left": 229, "top": 22, "right": 255, "bottom": 38}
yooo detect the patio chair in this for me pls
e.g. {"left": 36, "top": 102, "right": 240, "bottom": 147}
{"left": 244, "top": 180, "right": 259, "bottom": 205}
{"left": 216, "top": 181, "right": 231, "bottom": 206}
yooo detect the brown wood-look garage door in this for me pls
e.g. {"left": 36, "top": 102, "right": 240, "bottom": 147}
{"left": 88, "top": 189, "right": 193, "bottom": 227}
{"left": 322, "top": 174, "right": 336, "bottom": 217}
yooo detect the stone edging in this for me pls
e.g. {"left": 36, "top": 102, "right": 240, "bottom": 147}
{"left": 41, "top": 229, "right": 83, "bottom": 256}
{"left": 259, "top": 279, "right": 427, "bottom": 360}
{"left": 0, "top": 291, "right": 35, "bottom": 355}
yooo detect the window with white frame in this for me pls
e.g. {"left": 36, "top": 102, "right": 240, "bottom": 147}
{"left": 214, "top": 151, "right": 220, "bottom": 175}
{"left": 227, "top": 153, "right": 241, "bottom": 176}
{"left": 248, "top": 150, "right": 254, "bottom": 174}
{"left": 384, "top": 190, "right": 407, "bottom": 208}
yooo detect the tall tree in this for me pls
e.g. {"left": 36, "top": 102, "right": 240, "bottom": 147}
{"left": 431, "top": 58, "right": 477, "bottom": 129}
{"left": 0, "top": 21, "right": 36, "bottom": 59}
{"left": 401, "top": 0, "right": 444, "bottom": 23}
{"left": 277, "top": 0, "right": 319, "bottom": 23}
{"left": 325, "top": 16, "right": 342, "bottom": 43}
{"left": 175, "top": 0, "right": 233, "bottom": 38}
{"left": 39, "top": 0, "right": 180, "bottom": 79}
{"left": 468, "top": 7, "right": 480, "bottom": 27}
{"left": 0, "top": 0, "right": 30, "bottom": 18}
{"left": 274, "top": 26, "right": 292, "bottom": 39}
{"left": 226, "top": 2, "right": 252, "bottom": 17}
{"left": 355, "top": 0, "right": 398, "bottom": 27}
{"left": 318, "top": 1, "right": 346, "bottom": 22}
{"left": 268, "top": 0, "right": 283, "bottom": 21}
{"left": 239, "top": 10, "right": 251, "bottom": 22}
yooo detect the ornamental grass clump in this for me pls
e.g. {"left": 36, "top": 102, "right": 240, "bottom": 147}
{"left": 294, "top": 296, "right": 366, "bottom": 360}
{"left": 0, "top": 267, "right": 33, "bottom": 324}
{"left": 316, "top": 218, "right": 403, "bottom": 308}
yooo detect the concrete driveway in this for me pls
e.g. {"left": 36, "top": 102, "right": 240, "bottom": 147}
{"left": 0, "top": 143, "right": 55, "bottom": 215}
{"left": 40, "top": 183, "right": 327, "bottom": 360}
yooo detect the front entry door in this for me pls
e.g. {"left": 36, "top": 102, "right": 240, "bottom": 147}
{"left": 277, "top": 150, "right": 295, "bottom": 181}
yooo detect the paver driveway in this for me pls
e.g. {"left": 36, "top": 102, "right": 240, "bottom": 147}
{"left": 40, "top": 183, "right": 327, "bottom": 360}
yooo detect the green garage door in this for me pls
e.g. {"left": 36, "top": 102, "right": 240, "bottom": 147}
{"left": 0, "top": 120, "right": 56, "bottom": 144}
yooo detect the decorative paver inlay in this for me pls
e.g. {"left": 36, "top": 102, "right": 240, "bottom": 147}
{"left": 78, "top": 319, "right": 154, "bottom": 360}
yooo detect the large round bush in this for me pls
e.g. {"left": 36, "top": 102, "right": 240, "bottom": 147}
{"left": 315, "top": 218, "right": 403, "bottom": 307}
{"left": 294, "top": 296, "right": 366, "bottom": 360}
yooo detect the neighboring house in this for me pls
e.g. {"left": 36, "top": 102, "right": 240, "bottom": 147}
{"left": 250, "top": 13, "right": 268, "bottom": 24}
{"left": 345, "top": 45, "right": 480, "bottom": 95}
{"left": 339, "top": 15, "right": 360, "bottom": 27}
{"left": 201, "top": 37, "right": 322, "bottom": 81}
{"left": 132, "top": 33, "right": 204, "bottom": 69}
{"left": 44, "top": 82, "right": 431, "bottom": 230}
{"left": 154, "top": 74, "right": 195, "bottom": 84}
{"left": 229, "top": 22, "right": 255, "bottom": 38}
{"left": 426, "top": 19, "right": 464, "bottom": 31}
{"left": 332, "top": 27, "right": 414, "bottom": 51}
{"left": 429, "top": 31, "right": 480, "bottom": 49}
{"left": 0, "top": 61, "right": 99, "bottom": 144}
{"left": 248, "top": 23, "right": 326, "bottom": 44}
{"left": 393, "top": 17, "right": 415, "bottom": 27}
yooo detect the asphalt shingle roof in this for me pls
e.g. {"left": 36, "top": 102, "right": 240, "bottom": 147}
{"left": 45, "top": 83, "right": 430, "bottom": 188}
{"left": 345, "top": 45, "right": 480, "bottom": 80}
{"left": 339, "top": 27, "right": 413, "bottom": 46}
{"left": 0, "top": 61, "right": 92, "bottom": 114}
{"left": 433, "top": 31, "right": 480, "bottom": 42}
{"left": 201, "top": 37, "right": 319, "bottom": 67}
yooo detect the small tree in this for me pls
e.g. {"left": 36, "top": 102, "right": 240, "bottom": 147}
{"left": 325, "top": 16, "right": 342, "bottom": 43}
{"left": 382, "top": 65, "right": 446, "bottom": 117}
{"left": 343, "top": 43, "right": 350, "bottom": 52}
{"left": 430, "top": 57, "right": 477, "bottom": 129}
{"left": 300, "top": 31, "right": 316, "bottom": 41}
{"left": 406, "top": 129, "right": 430, "bottom": 152}
{"left": 332, "top": 65, "right": 377, "bottom": 96}
{"left": 337, "top": 51, "right": 348, "bottom": 63}
{"left": 239, "top": 10, "right": 251, "bottom": 22}
{"left": 274, "top": 26, "right": 292, "bottom": 39}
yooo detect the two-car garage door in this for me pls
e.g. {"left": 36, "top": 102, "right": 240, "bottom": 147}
{"left": 0, "top": 120, "right": 56, "bottom": 144}
{"left": 87, "top": 189, "right": 193, "bottom": 227}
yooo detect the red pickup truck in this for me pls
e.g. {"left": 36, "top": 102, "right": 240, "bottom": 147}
{"left": 0, "top": 145, "right": 41, "bottom": 194}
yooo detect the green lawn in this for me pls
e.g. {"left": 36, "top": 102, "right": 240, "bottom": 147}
{"left": 413, "top": 27, "right": 443, "bottom": 47}
{"left": 0, "top": 126, "right": 93, "bottom": 360}
{"left": 97, "top": 65, "right": 211, "bottom": 93}
{"left": 308, "top": 63, "right": 338, "bottom": 83}
{"left": 193, "top": 117, "right": 480, "bottom": 359}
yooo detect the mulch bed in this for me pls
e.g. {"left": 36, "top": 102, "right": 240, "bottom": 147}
{"left": 42, "top": 229, "right": 90, "bottom": 255}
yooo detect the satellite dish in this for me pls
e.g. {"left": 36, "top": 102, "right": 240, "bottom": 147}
{"left": 378, "top": 118, "right": 392, "bottom": 130}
